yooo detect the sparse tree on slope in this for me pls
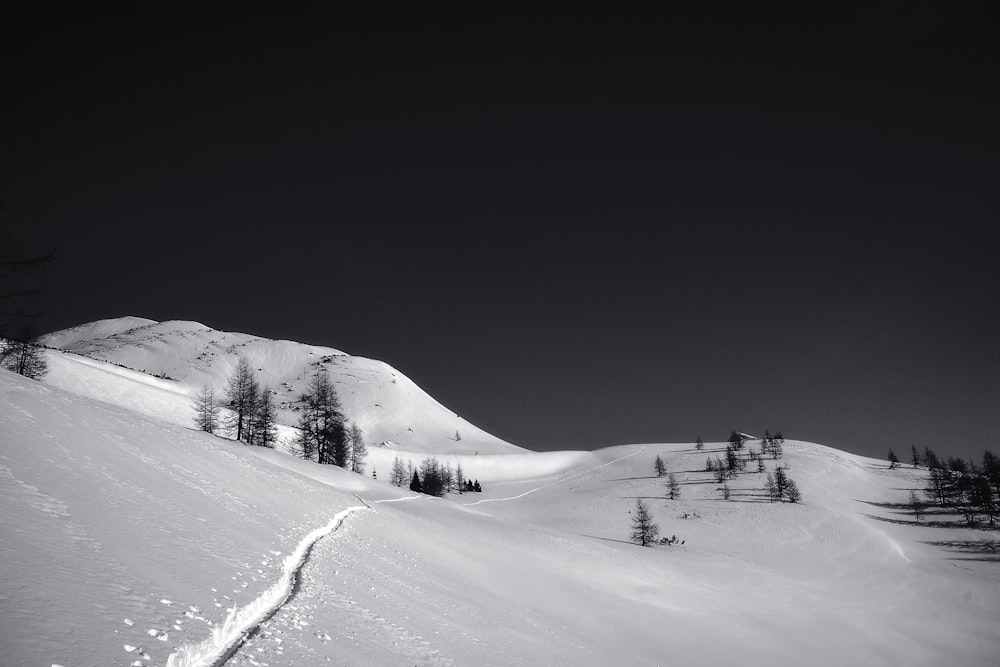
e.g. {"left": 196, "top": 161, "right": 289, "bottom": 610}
{"left": 654, "top": 455, "right": 667, "bottom": 477}
{"left": 390, "top": 457, "right": 408, "bottom": 487}
{"left": 192, "top": 383, "right": 220, "bottom": 434}
{"left": 888, "top": 449, "right": 900, "bottom": 470}
{"left": 631, "top": 498, "right": 660, "bottom": 547}
{"left": 225, "top": 356, "right": 259, "bottom": 443}
{"left": 455, "top": 462, "right": 466, "bottom": 494}
{"left": 765, "top": 473, "right": 778, "bottom": 502}
{"left": 667, "top": 473, "right": 681, "bottom": 500}
{"left": 911, "top": 445, "right": 922, "bottom": 468}
{"left": 295, "top": 367, "right": 346, "bottom": 466}
{"left": 0, "top": 335, "right": 47, "bottom": 380}
{"left": 785, "top": 479, "right": 802, "bottom": 503}
{"left": 695, "top": 435, "right": 705, "bottom": 450}
{"left": 910, "top": 490, "right": 924, "bottom": 522}
{"left": 251, "top": 387, "right": 278, "bottom": 448}
{"left": 347, "top": 422, "right": 367, "bottom": 474}
{"left": 774, "top": 467, "right": 789, "bottom": 499}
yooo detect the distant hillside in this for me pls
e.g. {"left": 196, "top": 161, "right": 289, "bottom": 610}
{"left": 40, "top": 317, "right": 523, "bottom": 457}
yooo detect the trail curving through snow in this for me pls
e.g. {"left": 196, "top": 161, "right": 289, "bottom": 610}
{"left": 165, "top": 505, "right": 369, "bottom": 667}
{"left": 462, "top": 447, "right": 646, "bottom": 507}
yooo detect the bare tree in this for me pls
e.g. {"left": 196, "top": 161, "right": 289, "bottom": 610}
{"left": 252, "top": 387, "right": 278, "bottom": 448}
{"left": 347, "top": 422, "right": 367, "bottom": 474}
{"left": 225, "top": 357, "right": 259, "bottom": 443}
{"left": 296, "top": 367, "right": 346, "bottom": 466}
{"left": 0, "top": 335, "right": 47, "bottom": 380}
{"left": 192, "top": 383, "right": 220, "bottom": 433}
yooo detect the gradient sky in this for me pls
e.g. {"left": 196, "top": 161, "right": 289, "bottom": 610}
{"left": 2, "top": 4, "right": 997, "bottom": 461}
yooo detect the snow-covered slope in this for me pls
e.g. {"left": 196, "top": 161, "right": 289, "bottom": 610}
{"left": 4, "top": 318, "right": 998, "bottom": 666}
{"left": 40, "top": 317, "right": 522, "bottom": 458}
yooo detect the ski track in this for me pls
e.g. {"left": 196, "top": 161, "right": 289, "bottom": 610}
{"left": 462, "top": 447, "right": 646, "bottom": 506}
{"left": 165, "top": 505, "right": 369, "bottom": 667}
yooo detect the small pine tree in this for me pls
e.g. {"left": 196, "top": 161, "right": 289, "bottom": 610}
{"left": 192, "top": 383, "right": 220, "bottom": 434}
{"left": 774, "top": 466, "right": 789, "bottom": 499}
{"left": 667, "top": 473, "right": 680, "bottom": 500}
{"left": 910, "top": 490, "right": 924, "bottom": 521}
{"left": 785, "top": 479, "right": 802, "bottom": 503}
{"left": 654, "top": 455, "right": 667, "bottom": 477}
{"left": 888, "top": 449, "right": 900, "bottom": 470}
{"left": 765, "top": 473, "right": 778, "bottom": 502}
{"left": 722, "top": 483, "right": 731, "bottom": 500}
{"left": 347, "top": 422, "right": 367, "bottom": 474}
{"left": 390, "top": 457, "right": 407, "bottom": 487}
{"left": 409, "top": 470, "right": 422, "bottom": 493}
{"left": 911, "top": 445, "right": 921, "bottom": 468}
{"left": 630, "top": 498, "right": 660, "bottom": 547}
{"left": 695, "top": 435, "right": 704, "bottom": 450}
{"left": 455, "top": 429, "right": 462, "bottom": 441}
{"left": 455, "top": 462, "right": 465, "bottom": 494}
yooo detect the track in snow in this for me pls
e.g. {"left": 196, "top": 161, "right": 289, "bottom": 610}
{"left": 165, "top": 505, "right": 369, "bottom": 667}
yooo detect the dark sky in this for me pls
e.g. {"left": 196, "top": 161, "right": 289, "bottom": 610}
{"left": 3, "top": 3, "right": 997, "bottom": 461}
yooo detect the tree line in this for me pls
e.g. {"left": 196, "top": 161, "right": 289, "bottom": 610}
{"left": 193, "top": 359, "right": 367, "bottom": 474}
{"left": 894, "top": 446, "right": 999, "bottom": 527}
{"left": 387, "top": 455, "right": 482, "bottom": 497}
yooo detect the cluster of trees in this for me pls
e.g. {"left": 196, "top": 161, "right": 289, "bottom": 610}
{"left": 0, "top": 336, "right": 48, "bottom": 380}
{"left": 765, "top": 466, "right": 801, "bottom": 503}
{"left": 652, "top": 456, "right": 681, "bottom": 499}
{"left": 193, "top": 360, "right": 368, "bottom": 474}
{"left": 698, "top": 430, "right": 798, "bottom": 502}
{"left": 193, "top": 357, "right": 278, "bottom": 448}
{"left": 389, "top": 456, "right": 481, "bottom": 497}
{"left": 920, "top": 448, "right": 998, "bottom": 526}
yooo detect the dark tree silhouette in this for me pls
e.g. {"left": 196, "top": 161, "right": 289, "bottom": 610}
{"left": 888, "top": 449, "right": 900, "bottom": 470}
{"left": 667, "top": 473, "right": 680, "bottom": 500}
{"left": 252, "top": 387, "right": 278, "bottom": 448}
{"left": 225, "top": 357, "right": 259, "bottom": 443}
{"left": 631, "top": 498, "right": 660, "bottom": 547}
{"left": 295, "top": 367, "right": 346, "bottom": 465}
{"left": 654, "top": 455, "right": 667, "bottom": 477}
{"left": 0, "top": 335, "right": 47, "bottom": 380}
{"left": 409, "top": 470, "right": 422, "bottom": 493}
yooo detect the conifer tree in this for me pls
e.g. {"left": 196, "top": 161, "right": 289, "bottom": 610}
{"left": 888, "top": 449, "right": 900, "bottom": 469}
{"left": 347, "top": 422, "right": 367, "bottom": 474}
{"left": 251, "top": 386, "right": 278, "bottom": 448}
{"left": 765, "top": 473, "right": 778, "bottom": 502}
{"left": 225, "top": 356, "right": 259, "bottom": 443}
{"left": 455, "top": 462, "right": 465, "bottom": 494}
{"left": 774, "top": 467, "right": 789, "bottom": 499}
{"left": 390, "top": 457, "right": 408, "bottom": 487}
{"left": 295, "top": 367, "right": 346, "bottom": 465}
{"left": 192, "top": 383, "right": 220, "bottom": 434}
{"left": 785, "top": 479, "right": 802, "bottom": 503}
{"left": 910, "top": 490, "right": 924, "bottom": 522}
{"left": 911, "top": 445, "right": 922, "bottom": 467}
{"left": 409, "top": 470, "right": 422, "bottom": 493}
{"left": 667, "top": 473, "right": 681, "bottom": 500}
{"left": 654, "top": 455, "right": 667, "bottom": 477}
{"left": 695, "top": 435, "right": 704, "bottom": 450}
{"left": 630, "top": 498, "right": 660, "bottom": 547}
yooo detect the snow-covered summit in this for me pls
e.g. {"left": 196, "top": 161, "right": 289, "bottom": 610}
{"left": 40, "top": 316, "right": 522, "bottom": 456}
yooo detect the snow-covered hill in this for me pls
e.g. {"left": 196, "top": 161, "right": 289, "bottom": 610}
{"left": 2, "top": 319, "right": 998, "bottom": 666}
{"left": 40, "top": 317, "right": 523, "bottom": 461}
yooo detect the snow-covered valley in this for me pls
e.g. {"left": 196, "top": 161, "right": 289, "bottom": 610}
{"left": 2, "top": 318, "right": 998, "bottom": 666}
